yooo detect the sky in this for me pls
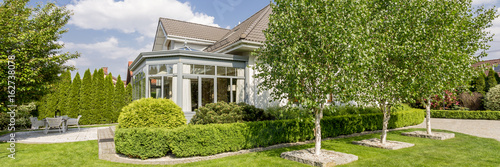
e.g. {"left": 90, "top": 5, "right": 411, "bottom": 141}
{"left": 22, "top": 0, "right": 500, "bottom": 79}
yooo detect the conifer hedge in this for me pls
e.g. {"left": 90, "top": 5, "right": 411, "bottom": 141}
{"left": 38, "top": 69, "right": 132, "bottom": 125}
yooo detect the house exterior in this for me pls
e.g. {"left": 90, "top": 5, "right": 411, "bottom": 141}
{"left": 472, "top": 58, "right": 500, "bottom": 76}
{"left": 128, "top": 5, "right": 283, "bottom": 114}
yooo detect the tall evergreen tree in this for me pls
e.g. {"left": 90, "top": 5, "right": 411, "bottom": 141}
{"left": 68, "top": 72, "right": 81, "bottom": 118}
{"left": 79, "top": 69, "right": 93, "bottom": 124}
{"left": 92, "top": 69, "right": 105, "bottom": 123}
{"left": 125, "top": 83, "right": 133, "bottom": 103}
{"left": 476, "top": 72, "right": 486, "bottom": 95}
{"left": 103, "top": 73, "right": 115, "bottom": 123}
{"left": 58, "top": 70, "right": 72, "bottom": 115}
{"left": 46, "top": 93, "right": 58, "bottom": 118}
{"left": 113, "top": 75, "right": 126, "bottom": 122}
{"left": 486, "top": 68, "right": 498, "bottom": 92}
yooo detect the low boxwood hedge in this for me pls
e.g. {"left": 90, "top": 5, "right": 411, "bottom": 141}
{"left": 431, "top": 110, "right": 500, "bottom": 120}
{"left": 115, "top": 109, "right": 424, "bottom": 159}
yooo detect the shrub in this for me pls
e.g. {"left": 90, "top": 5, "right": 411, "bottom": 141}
{"left": 485, "top": 85, "right": 500, "bottom": 111}
{"left": 118, "top": 98, "right": 186, "bottom": 128}
{"left": 459, "top": 92, "right": 483, "bottom": 111}
{"left": 238, "top": 103, "right": 275, "bottom": 121}
{"left": 115, "top": 108, "right": 424, "bottom": 159}
{"left": 190, "top": 102, "right": 243, "bottom": 125}
{"left": 266, "top": 106, "right": 312, "bottom": 120}
{"left": 431, "top": 110, "right": 500, "bottom": 120}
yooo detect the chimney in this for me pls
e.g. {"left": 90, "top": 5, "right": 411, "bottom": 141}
{"left": 103, "top": 67, "right": 108, "bottom": 75}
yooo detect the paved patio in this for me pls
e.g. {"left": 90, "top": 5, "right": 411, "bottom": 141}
{"left": 0, "top": 127, "right": 108, "bottom": 144}
{"left": 407, "top": 118, "right": 500, "bottom": 142}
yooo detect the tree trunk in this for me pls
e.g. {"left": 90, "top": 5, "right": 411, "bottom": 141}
{"left": 314, "top": 104, "right": 324, "bottom": 155}
{"left": 426, "top": 97, "right": 432, "bottom": 135}
{"left": 380, "top": 104, "right": 390, "bottom": 144}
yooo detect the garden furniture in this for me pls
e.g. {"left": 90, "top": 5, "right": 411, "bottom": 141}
{"left": 29, "top": 117, "right": 45, "bottom": 130}
{"left": 67, "top": 115, "right": 82, "bottom": 131}
{"left": 44, "top": 117, "right": 64, "bottom": 134}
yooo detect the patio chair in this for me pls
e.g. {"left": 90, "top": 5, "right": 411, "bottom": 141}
{"left": 30, "top": 117, "right": 45, "bottom": 130}
{"left": 44, "top": 117, "right": 63, "bottom": 134}
{"left": 67, "top": 115, "right": 82, "bottom": 131}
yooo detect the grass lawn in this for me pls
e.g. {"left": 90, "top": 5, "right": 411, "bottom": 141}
{"left": 0, "top": 128, "right": 499, "bottom": 167}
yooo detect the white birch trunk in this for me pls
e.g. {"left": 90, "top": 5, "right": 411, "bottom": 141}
{"left": 426, "top": 97, "right": 432, "bottom": 135}
{"left": 314, "top": 105, "right": 324, "bottom": 155}
{"left": 381, "top": 104, "right": 390, "bottom": 144}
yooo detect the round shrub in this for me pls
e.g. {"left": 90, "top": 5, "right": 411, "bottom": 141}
{"left": 485, "top": 85, "right": 500, "bottom": 111}
{"left": 190, "top": 102, "right": 243, "bottom": 125}
{"left": 118, "top": 98, "right": 186, "bottom": 128}
{"left": 238, "top": 103, "right": 275, "bottom": 121}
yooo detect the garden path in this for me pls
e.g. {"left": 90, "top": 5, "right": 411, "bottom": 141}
{"left": 0, "top": 127, "right": 107, "bottom": 144}
{"left": 407, "top": 118, "right": 500, "bottom": 142}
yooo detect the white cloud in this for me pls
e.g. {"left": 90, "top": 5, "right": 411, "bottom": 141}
{"left": 67, "top": 0, "right": 220, "bottom": 37}
{"left": 472, "top": 0, "right": 498, "bottom": 5}
{"left": 64, "top": 37, "right": 150, "bottom": 60}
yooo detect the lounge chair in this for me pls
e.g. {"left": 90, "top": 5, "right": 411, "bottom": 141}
{"left": 44, "top": 117, "right": 63, "bottom": 134}
{"left": 30, "top": 117, "right": 45, "bottom": 130}
{"left": 67, "top": 115, "right": 82, "bottom": 131}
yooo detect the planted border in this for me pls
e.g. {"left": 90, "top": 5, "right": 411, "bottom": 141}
{"left": 431, "top": 110, "right": 500, "bottom": 120}
{"left": 115, "top": 109, "right": 424, "bottom": 159}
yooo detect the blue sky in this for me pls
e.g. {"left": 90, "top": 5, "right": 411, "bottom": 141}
{"left": 25, "top": 0, "right": 500, "bottom": 79}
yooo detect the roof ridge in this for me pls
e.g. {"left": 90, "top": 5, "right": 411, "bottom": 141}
{"left": 241, "top": 4, "right": 271, "bottom": 38}
{"left": 159, "top": 17, "right": 229, "bottom": 31}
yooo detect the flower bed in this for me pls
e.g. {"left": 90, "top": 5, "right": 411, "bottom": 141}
{"left": 115, "top": 109, "right": 424, "bottom": 159}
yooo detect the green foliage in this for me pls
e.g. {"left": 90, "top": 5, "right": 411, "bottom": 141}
{"left": 0, "top": 102, "right": 37, "bottom": 130}
{"left": 92, "top": 69, "right": 105, "bottom": 123}
{"left": 125, "top": 83, "right": 132, "bottom": 103}
{"left": 486, "top": 69, "right": 498, "bottom": 92}
{"left": 0, "top": 0, "right": 79, "bottom": 111}
{"left": 431, "top": 110, "right": 500, "bottom": 120}
{"left": 475, "top": 73, "right": 486, "bottom": 95}
{"left": 68, "top": 72, "right": 81, "bottom": 118}
{"left": 79, "top": 69, "right": 93, "bottom": 124}
{"left": 58, "top": 70, "right": 72, "bottom": 115}
{"left": 113, "top": 76, "right": 126, "bottom": 123}
{"left": 485, "top": 84, "right": 500, "bottom": 111}
{"left": 102, "top": 73, "right": 114, "bottom": 123}
{"left": 118, "top": 98, "right": 186, "bottom": 128}
{"left": 115, "top": 109, "right": 424, "bottom": 159}
{"left": 238, "top": 103, "right": 275, "bottom": 121}
{"left": 190, "top": 102, "right": 244, "bottom": 125}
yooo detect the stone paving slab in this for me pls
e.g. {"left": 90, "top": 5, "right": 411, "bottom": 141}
{"left": 352, "top": 138, "right": 415, "bottom": 150}
{"left": 281, "top": 148, "right": 358, "bottom": 167}
{"left": 407, "top": 118, "right": 500, "bottom": 142}
{"left": 401, "top": 131, "right": 455, "bottom": 140}
{"left": 0, "top": 127, "right": 107, "bottom": 144}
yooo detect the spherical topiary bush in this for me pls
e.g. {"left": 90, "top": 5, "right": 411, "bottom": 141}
{"left": 485, "top": 85, "right": 500, "bottom": 111}
{"left": 190, "top": 101, "right": 243, "bottom": 125}
{"left": 118, "top": 98, "right": 186, "bottom": 128}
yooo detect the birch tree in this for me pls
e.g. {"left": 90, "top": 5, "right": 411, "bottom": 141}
{"left": 254, "top": 0, "right": 371, "bottom": 155}
{"left": 408, "top": 0, "right": 497, "bottom": 135}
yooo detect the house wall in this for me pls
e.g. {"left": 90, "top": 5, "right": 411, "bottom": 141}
{"left": 243, "top": 52, "right": 287, "bottom": 109}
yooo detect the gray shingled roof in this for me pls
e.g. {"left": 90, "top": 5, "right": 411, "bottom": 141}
{"left": 204, "top": 4, "right": 271, "bottom": 52}
{"left": 160, "top": 18, "right": 230, "bottom": 41}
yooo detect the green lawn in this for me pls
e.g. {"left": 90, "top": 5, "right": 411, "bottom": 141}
{"left": 1, "top": 128, "right": 499, "bottom": 167}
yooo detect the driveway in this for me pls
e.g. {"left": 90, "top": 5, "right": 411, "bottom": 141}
{"left": 407, "top": 118, "right": 500, "bottom": 142}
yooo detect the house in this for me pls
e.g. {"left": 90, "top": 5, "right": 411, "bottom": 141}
{"left": 472, "top": 58, "right": 500, "bottom": 76}
{"left": 102, "top": 67, "right": 126, "bottom": 86}
{"left": 128, "top": 4, "right": 283, "bottom": 114}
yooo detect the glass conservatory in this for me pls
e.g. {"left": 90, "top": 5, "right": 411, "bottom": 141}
{"left": 129, "top": 48, "right": 248, "bottom": 112}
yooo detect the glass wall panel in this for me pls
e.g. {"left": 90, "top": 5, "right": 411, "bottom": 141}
{"left": 150, "top": 77, "right": 161, "bottom": 98}
{"left": 205, "top": 65, "right": 215, "bottom": 75}
{"left": 233, "top": 79, "right": 245, "bottom": 103}
{"left": 237, "top": 68, "right": 244, "bottom": 77}
{"left": 217, "top": 78, "right": 231, "bottom": 102}
{"left": 217, "top": 66, "right": 226, "bottom": 76}
{"left": 190, "top": 78, "right": 199, "bottom": 111}
{"left": 158, "top": 64, "right": 172, "bottom": 74}
{"left": 149, "top": 65, "right": 158, "bottom": 75}
{"left": 163, "top": 77, "right": 173, "bottom": 99}
{"left": 227, "top": 67, "right": 236, "bottom": 76}
{"left": 202, "top": 78, "right": 214, "bottom": 106}
{"left": 192, "top": 65, "right": 204, "bottom": 74}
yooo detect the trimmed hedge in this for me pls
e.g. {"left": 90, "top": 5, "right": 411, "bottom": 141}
{"left": 115, "top": 108, "right": 424, "bottom": 159}
{"left": 118, "top": 98, "right": 186, "bottom": 128}
{"left": 431, "top": 110, "right": 500, "bottom": 120}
